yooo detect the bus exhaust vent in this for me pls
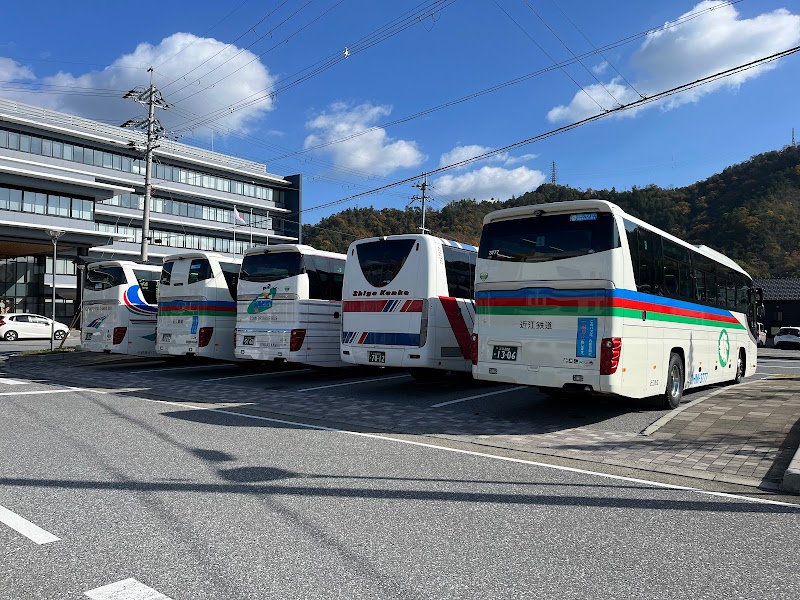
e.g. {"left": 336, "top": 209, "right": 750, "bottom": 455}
{"left": 441, "top": 347, "right": 462, "bottom": 358}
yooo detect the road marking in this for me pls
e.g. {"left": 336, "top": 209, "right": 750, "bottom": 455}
{"left": 202, "top": 368, "right": 312, "bottom": 382}
{"left": 0, "top": 389, "right": 90, "bottom": 397}
{"left": 130, "top": 364, "right": 234, "bottom": 374}
{"left": 134, "top": 397, "right": 800, "bottom": 509}
{"left": 758, "top": 365, "right": 800, "bottom": 370}
{"left": 0, "top": 504, "right": 60, "bottom": 544}
{"left": 431, "top": 386, "right": 526, "bottom": 408}
{"left": 85, "top": 578, "right": 172, "bottom": 600}
{"left": 0, "top": 378, "right": 30, "bottom": 385}
{"left": 297, "top": 374, "right": 411, "bottom": 392}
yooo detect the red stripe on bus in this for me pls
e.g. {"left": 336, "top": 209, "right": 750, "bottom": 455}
{"left": 343, "top": 300, "right": 388, "bottom": 312}
{"left": 358, "top": 332, "right": 368, "bottom": 344}
{"left": 438, "top": 296, "right": 471, "bottom": 360}
{"left": 401, "top": 300, "right": 424, "bottom": 312}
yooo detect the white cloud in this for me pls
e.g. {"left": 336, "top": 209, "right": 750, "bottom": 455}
{"left": 434, "top": 165, "right": 546, "bottom": 202}
{"left": 0, "top": 57, "right": 34, "bottom": 81}
{"left": 0, "top": 33, "right": 277, "bottom": 136}
{"left": 439, "top": 144, "right": 537, "bottom": 169}
{"left": 304, "top": 102, "right": 425, "bottom": 176}
{"left": 547, "top": 2, "right": 800, "bottom": 123}
{"left": 592, "top": 61, "right": 609, "bottom": 76}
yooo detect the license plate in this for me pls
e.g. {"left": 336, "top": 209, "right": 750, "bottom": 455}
{"left": 85, "top": 332, "right": 93, "bottom": 340}
{"left": 368, "top": 351, "right": 386, "bottom": 364}
{"left": 162, "top": 333, "right": 172, "bottom": 342}
{"left": 492, "top": 345, "right": 517, "bottom": 361}
{"left": 243, "top": 336, "right": 255, "bottom": 345}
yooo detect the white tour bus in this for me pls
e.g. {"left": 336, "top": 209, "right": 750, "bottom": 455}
{"left": 235, "top": 244, "right": 347, "bottom": 367}
{"left": 156, "top": 251, "right": 241, "bottom": 360}
{"left": 82, "top": 260, "right": 160, "bottom": 356}
{"left": 471, "top": 199, "right": 763, "bottom": 408}
{"left": 340, "top": 234, "right": 477, "bottom": 379}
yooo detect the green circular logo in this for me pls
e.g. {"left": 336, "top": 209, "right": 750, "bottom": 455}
{"left": 480, "top": 272, "right": 488, "bottom": 281}
{"left": 718, "top": 329, "right": 730, "bottom": 367}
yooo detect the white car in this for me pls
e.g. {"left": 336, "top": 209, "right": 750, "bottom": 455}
{"left": 0, "top": 313, "right": 70, "bottom": 341}
{"left": 773, "top": 326, "right": 800, "bottom": 350}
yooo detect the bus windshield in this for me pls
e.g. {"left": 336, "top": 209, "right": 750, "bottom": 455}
{"left": 478, "top": 212, "right": 618, "bottom": 263}
{"left": 85, "top": 266, "right": 126, "bottom": 290}
{"left": 241, "top": 252, "right": 301, "bottom": 283}
{"left": 356, "top": 239, "right": 415, "bottom": 287}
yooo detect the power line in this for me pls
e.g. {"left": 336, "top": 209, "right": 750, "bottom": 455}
{"left": 169, "top": 0, "right": 455, "bottom": 133}
{"left": 302, "top": 44, "right": 800, "bottom": 214}
{"left": 270, "top": 0, "right": 743, "bottom": 162}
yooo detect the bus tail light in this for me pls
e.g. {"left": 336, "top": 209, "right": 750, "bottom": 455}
{"left": 290, "top": 329, "right": 306, "bottom": 352}
{"left": 112, "top": 327, "right": 127, "bottom": 345}
{"left": 419, "top": 299, "right": 429, "bottom": 347}
{"left": 198, "top": 327, "right": 214, "bottom": 348}
{"left": 600, "top": 338, "right": 622, "bottom": 375}
{"left": 471, "top": 334, "right": 479, "bottom": 365}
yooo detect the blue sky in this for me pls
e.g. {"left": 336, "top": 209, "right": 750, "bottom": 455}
{"left": 1, "top": 0, "right": 799, "bottom": 223}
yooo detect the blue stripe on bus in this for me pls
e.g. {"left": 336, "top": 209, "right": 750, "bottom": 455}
{"left": 341, "top": 332, "right": 421, "bottom": 346}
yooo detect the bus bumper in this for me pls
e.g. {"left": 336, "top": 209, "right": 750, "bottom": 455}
{"left": 472, "top": 361, "right": 603, "bottom": 390}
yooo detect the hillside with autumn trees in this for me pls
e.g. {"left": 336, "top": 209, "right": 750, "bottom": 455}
{"left": 302, "top": 145, "right": 800, "bottom": 277}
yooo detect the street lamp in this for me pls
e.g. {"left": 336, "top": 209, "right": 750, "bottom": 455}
{"left": 47, "top": 230, "right": 65, "bottom": 351}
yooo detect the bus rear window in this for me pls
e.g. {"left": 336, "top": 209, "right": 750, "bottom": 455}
{"left": 85, "top": 266, "right": 125, "bottom": 290}
{"left": 188, "top": 259, "right": 213, "bottom": 284}
{"left": 240, "top": 252, "right": 301, "bottom": 283}
{"left": 478, "top": 212, "right": 618, "bottom": 262}
{"left": 356, "top": 239, "right": 415, "bottom": 288}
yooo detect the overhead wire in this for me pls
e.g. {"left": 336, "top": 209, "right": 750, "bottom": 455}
{"left": 269, "top": 0, "right": 743, "bottom": 161}
{"left": 301, "top": 44, "right": 800, "bottom": 214}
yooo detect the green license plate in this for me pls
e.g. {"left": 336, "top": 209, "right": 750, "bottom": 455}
{"left": 492, "top": 345, "right": 517, "bottom": 361}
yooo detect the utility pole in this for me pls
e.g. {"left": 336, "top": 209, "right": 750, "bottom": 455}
{"left": 550, "top": 161, "right": 558, "bottom": 185}
{"left": 122, "top": 67, "right": 172, "bottom": 263}
{"left": 410, "top": 173, "right": 432, "bottom": 234}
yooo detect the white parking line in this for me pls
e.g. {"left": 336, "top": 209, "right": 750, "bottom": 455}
{"left": 85, "top": 578, "right": 172, "bottom": 600}
{"left": 202, "top": 369, "right": 313, "bottom": 382}
{"left": 298, "top": 374, "right": 411, "bottom": 392}
{"left": 431, "top": 386, "right": 527, "bottom": 408}
{"left": 0, "top": 504, "right": 60, "bottom": 544}
{"left": 130, "top": 364, "right": 234, "bottom": 374}
{"left": 0, "top": 378, "right": 30, "bottom": 385}
{"left": 0, "top": 389, "right": 89, "bottom": 397}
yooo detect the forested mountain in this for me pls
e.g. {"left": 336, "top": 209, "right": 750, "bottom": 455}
{"left": 302, "top": 145, "right": 800, "bottom": 277}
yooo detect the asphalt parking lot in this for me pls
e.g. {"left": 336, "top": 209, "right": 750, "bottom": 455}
{"left": 3, "top": 346, "right": 799, "bottom": 501}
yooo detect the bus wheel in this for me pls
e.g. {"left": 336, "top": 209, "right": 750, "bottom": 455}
{"left": 733, "top": 350, "right": 745, "bottom": 384}
{"left": 663, "top": 353, "right": 684, "bottom": 409}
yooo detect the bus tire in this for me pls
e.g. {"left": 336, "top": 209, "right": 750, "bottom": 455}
{"left": 733, "top": 349, "right": 745, "bottom": 384}
{"left": 663, "top": 353, "right": 684, "bottom": 409}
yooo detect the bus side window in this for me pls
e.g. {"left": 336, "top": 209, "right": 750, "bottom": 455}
{"left": 220, "top": 263, "right": 239, "bottom": 301}
{"left": 330, "top": 259, "right": 345, "bottom": 301}
{"left": 443, "top": 246, "right": 473, "bottom": 299}
{"left": 304, "top": 255, "right": 327, "bottom": 300}
{"left": 160, "top": 262, "right": 174, "bottom": 286}
{"left": 134, "top": 269, "right": 159, "bottom": 304}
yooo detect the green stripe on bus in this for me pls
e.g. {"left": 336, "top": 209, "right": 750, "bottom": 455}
{"left": 476, "top": 306, "right": 745, "bottom": 330}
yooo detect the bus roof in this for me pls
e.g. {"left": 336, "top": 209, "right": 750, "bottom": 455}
{"left": 241, "top": 244, "right": 346, "bottom": 260}
{"left": 86, "top": 259, "right": 161, "bottom": 272}
{"left": 161, "top": 251, "right": 241, "bottom": 265}
{"left": 482, "top": 199, "right": 751, "bottom": 279}
{"left": 349, "top": 233, "right": 477, "bottom": 253}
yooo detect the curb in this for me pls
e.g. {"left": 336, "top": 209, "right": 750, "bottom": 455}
{"left": 783, "top": 452, "right": 800, "bottom": 494}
